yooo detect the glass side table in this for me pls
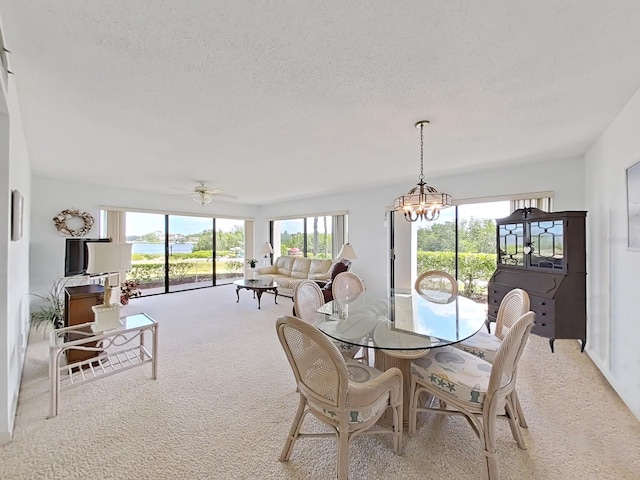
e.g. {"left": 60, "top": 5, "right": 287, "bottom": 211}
{"left": 48, "top": 312, "right": 158, "bottom": 418}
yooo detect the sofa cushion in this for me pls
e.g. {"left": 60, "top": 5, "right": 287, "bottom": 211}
{"left": 291, "top": 257, "right": 312, "bottom": 279}
{"left": 308, "top": 259, "right": 333, "bottom": 280}
{"left": 276, "top": 256, "right": 296, "bottom": 276}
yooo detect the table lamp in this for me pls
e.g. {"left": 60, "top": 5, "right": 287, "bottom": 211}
{"left": 86, "top": 242, "right": 133, "bottom": 331}
{"left": 337, "top": 243, "right": 357, "bottom": 260}
{"left": 258, "top": 241, "right": 274, "bottom": 266}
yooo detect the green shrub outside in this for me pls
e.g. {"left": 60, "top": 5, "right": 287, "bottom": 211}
{"left": 417, "top": 251, "right": 496, "bottom": 299}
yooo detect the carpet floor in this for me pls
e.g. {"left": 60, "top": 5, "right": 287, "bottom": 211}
{"left": 1, "top": 285, "right": 639, "bottom": 479}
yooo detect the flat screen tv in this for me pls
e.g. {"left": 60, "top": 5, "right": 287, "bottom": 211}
{"left": 64, "top": 238, "right": 111, "bottom": 277}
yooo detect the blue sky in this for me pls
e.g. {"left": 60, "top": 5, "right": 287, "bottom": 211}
{"left": 126, "top": 212, "right": 242, "bottom": 236}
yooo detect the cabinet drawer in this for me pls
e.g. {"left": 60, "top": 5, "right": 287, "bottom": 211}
{"left": 532, "top": 311, "right": 555, "bottom": 332}
{"left": 529, "top": 296, "right": 554, "bottom": 312}
{"left": 532, "top": 323, "right": 554, "bottom": 338}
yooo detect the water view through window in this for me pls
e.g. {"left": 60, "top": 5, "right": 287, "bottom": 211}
{"left": 124, "top": 212, "right": 245, "bottom": 295}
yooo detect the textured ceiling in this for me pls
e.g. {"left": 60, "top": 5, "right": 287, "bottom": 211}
{"left": 2, "top": 1, "right": 640, "bottom": 205}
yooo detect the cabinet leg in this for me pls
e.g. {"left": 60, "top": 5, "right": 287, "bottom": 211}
{"left": 549, "top": 338, "right": 555, "bottom": 353}
{"left": 580, "top": 338, "right": 586, "bottom": 352}
{"left": 256, "top": 291, "right": 263, "bottom": 309}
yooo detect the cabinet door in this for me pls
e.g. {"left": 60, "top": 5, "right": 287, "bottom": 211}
{"left": 497, "top": 221, "right": 525, "bottom": 267}
{"left": 527, "top": 219, "right": 566, "bottom": 272}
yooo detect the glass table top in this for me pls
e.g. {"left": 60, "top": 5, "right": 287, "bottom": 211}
{"left": 233, "top": 278, "right": 278, "bottom": 288}
{"left": 314, "top": 289, "right": 488, "bottom": 350}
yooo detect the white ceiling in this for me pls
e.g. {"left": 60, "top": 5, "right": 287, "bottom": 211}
{"left": 2, "top": 1, "right": 640, "bottom": 205}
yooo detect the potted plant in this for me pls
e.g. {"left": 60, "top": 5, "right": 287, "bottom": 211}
{"left": 247, "top": 259, "right": 258, "bottom": 268}
{"left": 30, "top": 278, "right": 68, "bottom": 331}
{"left": 120, "top": 279, "right": 141, "bottom": 305}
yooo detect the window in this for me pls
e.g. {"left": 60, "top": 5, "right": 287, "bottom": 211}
{"left": 393, "top": 194, "right": 552, "bottom": 303}
{"left": 101, "top": 209, "right": 247, "bottom": 296}
{"left": 270, "top": 214, "right": 346, "bottom": 259}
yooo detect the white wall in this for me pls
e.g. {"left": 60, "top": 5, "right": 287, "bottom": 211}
{"left": 0, "top": 73, "right": 32, "bottom": 444}
{"left": 30, "top": 177, "right": 260, "bottom": 294}
{"left": 256, "top": 155, "right": 586, "bottom": 295}
{"left": 585, "top": 87, "right": 640, "bottom": 421}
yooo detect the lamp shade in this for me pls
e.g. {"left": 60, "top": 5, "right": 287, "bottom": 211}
{"left": 337, "top": 243, "right": 357, "bottom": 260}
{"left": 86, "top": 242, "right": 133, "bottom": 274}
{"left": 258, "top": 242, "right": 274, "bottom": 255}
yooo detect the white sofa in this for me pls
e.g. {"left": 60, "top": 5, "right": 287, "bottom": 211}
{"left": 256, "top": 255, "right": 333, "bottom": 297}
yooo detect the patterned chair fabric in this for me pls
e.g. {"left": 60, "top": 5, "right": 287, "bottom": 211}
{"left": 276, "top": 315, "right": 403, "bottom": 480}
{"left": 408, "top": 311, "right": 535, "bottom": 480}
{"left": 456, "top": 289, "right": 530, "bottom": 363}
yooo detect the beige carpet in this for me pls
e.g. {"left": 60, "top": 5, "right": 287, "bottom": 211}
{"left": 1, "top": 285, "right": 640, "bottom": 479}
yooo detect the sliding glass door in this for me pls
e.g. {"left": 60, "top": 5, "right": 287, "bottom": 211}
{"left": 122, "top": 211, "right": 245, "bottom": 295}
{"left": 167, "top": 215, "right": 215, "bottom": 292}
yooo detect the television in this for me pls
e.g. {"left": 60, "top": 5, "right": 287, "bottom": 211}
{"left": 64, "top": 238, "right": 111, "bottom": 277}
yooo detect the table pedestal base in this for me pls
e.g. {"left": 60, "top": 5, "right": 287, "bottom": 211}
{"left": 374, "top": 350, "right": 429, "bottom": 429}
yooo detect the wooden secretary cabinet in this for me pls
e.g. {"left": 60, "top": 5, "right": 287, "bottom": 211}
{"left": 487, "top": 208, "right": 587, "bottom": 352}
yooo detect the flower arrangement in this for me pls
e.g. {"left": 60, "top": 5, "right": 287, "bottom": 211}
{"left": 120, "top": 280, "right": 141, "bottom": 305}
{"left": 247, "top": 259, "right": 258, "bottom": 268}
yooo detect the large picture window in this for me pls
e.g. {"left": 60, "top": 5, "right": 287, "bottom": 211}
{"left": 270, "top": 214, "right": 346, "bottom": 260}
{"left": 393, "top": 194, "right": 552, "bottom": 303}
{"left": 101, "top": 209, "right": 247, "bottom": 296}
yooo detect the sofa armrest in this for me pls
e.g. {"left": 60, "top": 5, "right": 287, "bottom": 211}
{"left": 308, "top": 272, "right": 330, "bottom": 281}
{"left": 256, "top": 265, "right": 277, "bottom": 274}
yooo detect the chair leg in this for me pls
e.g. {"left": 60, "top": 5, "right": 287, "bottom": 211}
{"left": 408, "top": 379, "right": 418, "bottom": 437}
{"left": 512, "top": 390, "right": 528, "bottom": 428}
{"left": 481, "top": 411, "right": 500, "bottom": 480}
{"left": 393, "top": 397, "right": 404, "bottom": 454}
{"left": 504, "top": 398, "right": 526, "bottom": 450}
{"left": 336, "top": 428, "right": 350, "bottom": 480}
{"left": 279, "top": 396, "right": 307, "bottom": 462}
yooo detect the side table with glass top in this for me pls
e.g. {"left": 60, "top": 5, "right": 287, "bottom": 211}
{"left": 49, "top": 312, "right": 158, "bottom": 418}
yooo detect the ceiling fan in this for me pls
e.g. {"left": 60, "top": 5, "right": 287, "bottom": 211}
{"left": 173, "top": 182, "right": 237, "bottom": 206}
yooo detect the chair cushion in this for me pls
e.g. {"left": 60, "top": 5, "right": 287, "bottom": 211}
{"left": 412, "top": 346, "right": 491, "bottom": 404}
{"left": 307, "top": 360, "right": 390, "bottom": 423}
{"left": 455, "top": 331, "right": 502, "bottom": 363}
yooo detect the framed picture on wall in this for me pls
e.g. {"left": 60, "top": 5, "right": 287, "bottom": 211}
{"left": 627, "top": 160, "right": 640, "bottom": 250}
{"left": 11, "top": 189, "right": 24, "bottom": 241}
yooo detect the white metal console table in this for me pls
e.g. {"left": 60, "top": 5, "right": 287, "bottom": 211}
{"left": 49, "top": 312, "right": 158, "bottom": 418}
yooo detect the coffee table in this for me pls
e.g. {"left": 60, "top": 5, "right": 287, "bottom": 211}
{"left": 234, "top": 278, "right": 278, "bottom": 309}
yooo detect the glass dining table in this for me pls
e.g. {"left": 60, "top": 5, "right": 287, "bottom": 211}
{"left": 314, "top": 288, "right": 488, "bottom": 425}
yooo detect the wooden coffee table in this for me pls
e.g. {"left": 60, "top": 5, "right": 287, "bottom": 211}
{"left": 234, "top": 279, "right": 279, "bottom": 309}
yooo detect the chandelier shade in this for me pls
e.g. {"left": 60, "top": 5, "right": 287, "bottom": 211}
{"left": 394, "top": 120, "right": 452, "bottom": 222}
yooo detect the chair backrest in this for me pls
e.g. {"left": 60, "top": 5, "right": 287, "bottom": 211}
{"left": 276, "top": 315, "right": 349, "bottom": 407}
{"left": 332, "top": 272, "right": 365, "bottom": 300}
{"left": 487, "top": 311, "right": 535, "bottom": 400}
{"left": 494, "top": 288, "right": 530, "bottom": 340}
{"left": 293, "top": 280, "right": 325, "bottom": 324}
{"left": 414, "top": 270, "right": 458, "bottom": 303}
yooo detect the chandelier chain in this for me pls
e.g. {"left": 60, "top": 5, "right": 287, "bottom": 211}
{"left": 419, "top": 122, "right": 425, "bottom": 181}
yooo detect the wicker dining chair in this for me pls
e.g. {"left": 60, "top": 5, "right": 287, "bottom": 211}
{"left": 331, "top": 272, "right": 365, "bottom": 300}
{"left": 292, "top": 280, "right": 364, "bottom": 361}
{"left": 455, "top": 288, "right": 531, "bottom": 427}
{"left": 414, "top": 270, "right": 458, "bottom": 303}
{"left": 408, "top": 311, "right": 535, "bottom": 480}
{"left": 276, "top": 315, "right": 403, "bottom": 480}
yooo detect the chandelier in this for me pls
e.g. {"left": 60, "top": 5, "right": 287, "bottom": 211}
{"left": 394, "top": 120, "right": 452, "bottom": 222}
